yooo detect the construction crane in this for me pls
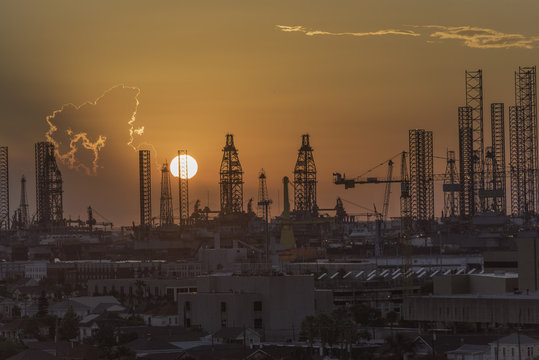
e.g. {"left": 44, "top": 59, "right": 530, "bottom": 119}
{"left": 382, "top": 160, "right": 393, "bottom": 220}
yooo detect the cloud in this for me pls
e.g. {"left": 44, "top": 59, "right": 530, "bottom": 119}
{"left": 276, "top": 25, "right": 420, "bottom": 38}
{"left": 45, "top": 84, "right": 145, "bottom": 175}
{"left": 412, "top": 25, "right": 539, "bottom": 49}
{"left": 277, "top": 24, "right": 539, "bottom": 49}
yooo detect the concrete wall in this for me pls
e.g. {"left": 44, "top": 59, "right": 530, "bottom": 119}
{"left": 178, "top": 275, "right": 315, "bottom": 341}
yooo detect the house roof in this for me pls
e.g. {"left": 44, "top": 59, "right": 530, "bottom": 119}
{"left": 80, "top": 313, "right": 101, "bottom": 325}
{"left": 139, "top": 353, "right": 186, "bottom": 360}
{"left": 93, "top": 303, "right": 126, "bottom": 313}
{"left": 493, "top": 333, "right": 539, "bottom": 345}
{"left": 6, "top": 349, "right": 56, "bottom": 360}
{"left": 127, "top": 337, "right": 183, "bottom": 351}
{"left": 419, "top": 334, "right": 500, "bottom": 354}
{"left": 214, "top": 327, "right": 260, "bottom": 340}
{"left": 447, "top": 344, "right": 490, "bottom": 354}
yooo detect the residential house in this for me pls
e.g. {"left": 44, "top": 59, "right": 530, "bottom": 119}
{"left": 490, "top": 333, "right": 539, "bottom": 360}
{"left": 446, "top": 344, "right": 491, "bottom": 360}
{"left": 212, "top": 327, "right": 261, "bottom": 346}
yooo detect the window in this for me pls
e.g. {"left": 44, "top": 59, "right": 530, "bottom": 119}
{"left": 254, "top": 301, "right": 262, "bottom": 311}
{"left": 254, "top": 318, "right": 263, "bottom": 329}
{"left": 184, "top": 301, "right": 191, "bottom": 311}
{"left": 221, "top": 319, "right": 227, "bottom": 327}
{"left": 221, "top": 302, "right": 227, "bottom": 312}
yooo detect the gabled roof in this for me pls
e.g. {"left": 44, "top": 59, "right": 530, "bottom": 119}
{"left": 80, "top": 313, "right": 101, "bottom": 325}
{"left": 214, "top": 327, "right": 260, "bottom": 340}
{"left": 127, "top": 337, "right": 183, "bottom": 351}
{"left": 447, "top": 344, "right": 490, "bottom": 354}
{"left": 493, "top": 333, "right": 539, "bottom": 345}
{"left": 93, "top": 303, "right": 126, "bottom": 314}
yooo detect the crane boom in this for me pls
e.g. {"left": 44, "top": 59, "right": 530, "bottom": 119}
{"left": 382, "top": 160, "right": 393, "bottom": 220}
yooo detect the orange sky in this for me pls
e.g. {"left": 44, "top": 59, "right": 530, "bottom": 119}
{"left": 1, "top": 1, "right": 539, "bottom": 225}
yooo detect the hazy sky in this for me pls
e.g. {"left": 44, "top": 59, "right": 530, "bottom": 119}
{"left": 1, "top": 0, "right": 538, "bottom": 225}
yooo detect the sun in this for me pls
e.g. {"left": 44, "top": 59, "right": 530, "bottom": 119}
{"left": 170, "top": 155, "right": 198, "bottom": 179}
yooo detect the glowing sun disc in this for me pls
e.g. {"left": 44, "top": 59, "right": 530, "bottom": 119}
{"left": 170, "top": 155, "right": 198, "bottom": 179}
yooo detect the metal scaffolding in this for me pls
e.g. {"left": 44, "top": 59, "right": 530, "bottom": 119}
{"left": 178, "top": 150, "right": 190, "bottom": 226}
{"left": 293, "top": 134, "right": 317, "bottom": 215}
{"left": 13, "top": 175, "right": 29, "bottom": 229}
{"left": 408, "top": 129, "right": 434, "bottom": 223}
{"left": 443, "top": 150, "right": 459, "bottom": 218}
{"left": 219, "top": 134, "right": 243, "bottom": 214}
{"left": 35, "top": 142, "right": 63, "bottom": 227}
{"left": 458, "top": 107, "right": 474, "bottom": 218}
{"left": 512, "top": 66, "right": 538, "bottom": 216}
{"left": 510, "top": 105, "right": 525, "bottom": 216}
{"left": 0, "top": 147, "right": 8, "bottom": 230}
{"left": 159, "top": 163, "right": 174, "bottom": 226}
{"left": 257, "top": 169, "right": 271, "bottom": 220}
{"left": 138, "top": 150, "right": 152, "bottom": 227}
{"left": 484, "top": 103, "right": 506, "bottom": 214}
{"left": 465, "top": 70, "right": 485, "bottom": 214}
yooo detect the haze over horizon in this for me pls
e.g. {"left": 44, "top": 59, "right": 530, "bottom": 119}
{"left": 1, "top": 0, "right": 538, "bottom": 225}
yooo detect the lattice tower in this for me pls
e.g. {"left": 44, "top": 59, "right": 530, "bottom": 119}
{"left": 219, "top": 134, "right": 243, "bottom": 214}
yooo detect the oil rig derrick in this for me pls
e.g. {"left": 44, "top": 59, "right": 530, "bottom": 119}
{"left": 458, "top": 106, "right": 474, "bottom": 218}
{"left": 510, "top": 66, "right": 537, "bottom": 217}
{"left": 178, "top": 150, "right": 190, "bottom": 226}
{"left": 159, "top": 163, "right": 174, "bottom": 226}
{"left": 408, "top": 129, "right": 434, "bottom": 230}
{"left": 293, "top": 134, "right": 317, "bottom": 216}
{"left": 465, "top": 70, "right": 485, "bottom": 214}
{"left": 13, "top": 175, "right": 29, "bottom": 229}
{"left": 442, "top": 150, "right": 459, "bottom": 218}
{"left": 484, "top": 103, "right": 506, "bottom": 214}
{"left": 0, "top": 146, "right": 8, "bottom": 230}
{"left": 138, "top": 150, "right": 152, "bottom": 227}
{"left": 35, "top": 142, "right": 63, "bottom": 228}
{"left": 257, "top": 169, "right": 272, "bottom": 221}
{"left": 219, "top": 134, "right": 243, "bottom": 214}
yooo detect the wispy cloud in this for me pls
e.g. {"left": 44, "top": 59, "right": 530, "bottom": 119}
{"left": 276, "top": 25, "right": 420, "bottom": 38}
{"left": 277, "top": 24, "right": 539, "bottom": 49}
{"left": 411, "top": 25, "right": 539, "bottom": 49}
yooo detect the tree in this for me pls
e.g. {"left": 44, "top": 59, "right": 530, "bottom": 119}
{"left": 317, "top": 313, "right": 337, "bottom": 353}
{"left": 37, "top": 290, "right": 48, "bottom": 318}
{"left": 300, "top": 315, "right": 319, "bottom": 348}
{"left": 58, "top": 306, "right": 80, "bottom": 341}
{"left": 92, "top": 322, "right": 117, "bottom": 348}
{"left": 381, "top": 333, "right": 417, "bottom": 360}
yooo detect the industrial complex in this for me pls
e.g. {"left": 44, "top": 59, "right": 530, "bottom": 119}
{"left": 0, "top": 66, "right": 538, "bottom": 359}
